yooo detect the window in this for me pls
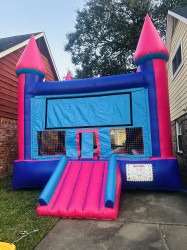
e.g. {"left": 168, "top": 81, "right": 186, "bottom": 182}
{"left": 172, "top": 43, "right": 183, "bottom": 77}
{"left": 176, "top": 122, "right": 183, "bottom": 153}
{"left": 110, "top": 128, "right": 144, "bottom": 155}
{"left": 37, "top": 130, "right": 66, "bottom": 156}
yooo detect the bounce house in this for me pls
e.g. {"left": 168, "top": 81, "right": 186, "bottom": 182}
{"left": 12, "top": 15, "right": 181, "bottom": 220}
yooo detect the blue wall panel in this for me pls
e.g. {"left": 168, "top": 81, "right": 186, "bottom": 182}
{"left": 31, "top": 88, "right": 151, "bottom": 159}
{"left": 118, "top": 158, "right": 181, "bottom": 190}
{"left": 81, "top": 133, "right": 94, "bottom": 158}
{"left": 65, "top": 130, "right": 77, "bottom": 158}
{"left": 46, "top": 93, "right": 131, "bottom": 129}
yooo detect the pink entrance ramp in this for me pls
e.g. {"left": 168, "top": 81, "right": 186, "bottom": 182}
{"left": 37, "top": 157, "right": 122, "bottom": 220}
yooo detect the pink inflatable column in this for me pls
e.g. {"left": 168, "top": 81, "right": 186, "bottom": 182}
{"left": 17, "top": 74, "right": 25, "bottom": 160}
{"left": 16, "top": 35, "right": 46, "bottom": 160}
{"left": 134, "top": 15, "right": 173, "bottom": 157}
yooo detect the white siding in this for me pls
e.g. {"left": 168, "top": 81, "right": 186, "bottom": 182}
{"left": 168, "top": 20, "right": 187, "bottom": 121}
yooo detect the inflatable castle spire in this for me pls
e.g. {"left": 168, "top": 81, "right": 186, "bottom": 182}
{"left": 134, "top": 14, "right": 172, "bottom": 158}
{"left": 134, "top": 14, "right": 169, "bottom": 65}
{"left": 65, "top": 71, "right": 72, "bottom": 80}
{"left": 16, "top": 35, "right": 46, "bottom": 77}
{"left": 16, "top": 35, "right": 46, "bottom": 160}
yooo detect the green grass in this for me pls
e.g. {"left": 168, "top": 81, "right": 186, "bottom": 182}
{"left": 0, "top": 177, "right": 59, "bottom": 250}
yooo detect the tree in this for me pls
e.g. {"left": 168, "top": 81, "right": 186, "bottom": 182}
{"left": 65, "top": 0, "right": 186, "bottom": 78}
{"left": 153, "top": 0, "right": 186, "bottom": 38}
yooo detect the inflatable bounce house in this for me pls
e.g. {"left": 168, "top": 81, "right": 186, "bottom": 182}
{"left": 12, "top": 15, "right": 181, "bottom": 220}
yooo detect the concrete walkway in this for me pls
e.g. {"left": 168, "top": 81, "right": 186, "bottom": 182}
{"left": 35, "top": 191, "right": 187, "bottom": 250}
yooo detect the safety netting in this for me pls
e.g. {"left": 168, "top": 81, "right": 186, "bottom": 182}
{"left": 37, "top": 130, "right": 66, "bottom": 156}
{"left": 110, "top": 128, "right": 144, "bottom": 155}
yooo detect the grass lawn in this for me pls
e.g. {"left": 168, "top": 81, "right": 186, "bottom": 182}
{"left": 0, "top": 176, "right": 59, "bottom": 250}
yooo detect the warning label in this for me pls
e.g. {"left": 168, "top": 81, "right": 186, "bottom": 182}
{"left": 126, "top": 164, "right": 153, "bottom": 182}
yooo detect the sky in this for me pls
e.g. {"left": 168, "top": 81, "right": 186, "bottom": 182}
{"left": 0, "top": 0, "right": 86, "bottom": 79}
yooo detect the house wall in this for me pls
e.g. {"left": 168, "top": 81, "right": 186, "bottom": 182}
{"left": 168, "top": 19, "right": 187, "bottom": 176}
{"left": 171, "top": 113, "right": 187, "bottom": 180}
{"left": 0, "top": 44, "right": 57, "bottom": 178}
{"left": 168, "top": 20, "right": 187, "bottom": 121}
{"left": 0, "top": 117, "right": 17, "bottom": 177}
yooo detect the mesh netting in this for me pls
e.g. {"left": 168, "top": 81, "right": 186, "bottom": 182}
{"left": 37, "top": 128, "right": 144, "bottom": 156}
{"left": 37, "top": 130, "right": 66, "bottom": 156}
{"left": 110, "top": 128, "right": 144, "bottom": 155}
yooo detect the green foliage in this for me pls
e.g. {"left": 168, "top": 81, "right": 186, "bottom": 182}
{"left": 153, "top": 0, "right": 187, "bottom": 38}
{"left": 65, "top": 0, "right": 186, "bottom": 78}
{"left": 0, "top": 177, "right": 59, "bottom": 250}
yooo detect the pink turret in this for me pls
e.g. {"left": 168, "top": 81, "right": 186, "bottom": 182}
{"left": 16, "top": 35, "right": 46, "bottom": 160}
{"left": 134, "top": 14, "right": 169, "bottom": 66}
{"left": 134, "top": 14, "right": 172, "bottom": 158}
{"left": 65, "top": 71, "right": 72, "bottom": 80}
{"left": 16, "top": 35, "right": 46, "bottom": 76}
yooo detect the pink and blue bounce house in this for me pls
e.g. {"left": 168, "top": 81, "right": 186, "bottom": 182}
{"left": 13, "top": 15, "right": 181, "bottom": 220}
